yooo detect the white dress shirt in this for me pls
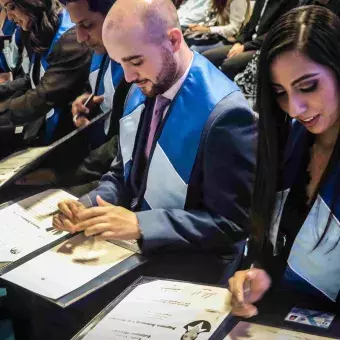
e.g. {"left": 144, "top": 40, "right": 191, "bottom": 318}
{"left": 177, "top": 0, "right": 210, "bottom": 26}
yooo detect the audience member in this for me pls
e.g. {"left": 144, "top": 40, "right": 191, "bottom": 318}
{"left": 0, "top": 0, "right": 91, "bottom": 152}
{"left": 229, "top": 6, "right": 340, "bottom": 317}
{"left": 203, "top": 0, "right": 298, "bottom": 79}
{"left": 177, "top": 0, "right": 210, "bottom": 28}
{"left": 184, "top": 0, "right": 251, "bottom": 54}
{"left": 53, "top": 0, "right": 256, "bottom": 256}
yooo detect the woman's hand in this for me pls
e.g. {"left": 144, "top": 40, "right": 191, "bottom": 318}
{"left": 228, "top": 269, "right": 271, "bottom": 318}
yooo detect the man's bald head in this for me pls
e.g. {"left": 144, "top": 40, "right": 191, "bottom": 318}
{"left": 103, "top": 0, "right": 180, "bottom": 45}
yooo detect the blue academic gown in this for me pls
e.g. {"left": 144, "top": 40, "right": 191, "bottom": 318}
{"left": 81, "top": 52, "right": 257, "bottom": 255}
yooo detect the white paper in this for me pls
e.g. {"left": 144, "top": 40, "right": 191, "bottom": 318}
{"left": 224, "top": 322, "right": 334, "bottom": 340}
{"left": 0, "top": 147, "right": 51, "bottom": 186}
{"left": 82, "top": 280, "right": 231, "bottom": 340}
{"left": 0, "top": 189, "right": 76, "bottom": 262}
{"left": 2, "top": 233, "right": 134, "bottom": 299}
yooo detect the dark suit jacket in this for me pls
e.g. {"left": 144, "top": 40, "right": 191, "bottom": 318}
{"left": 236, "top": 0, "right": 299, "bottom": 51}
{"left": 0, "top": 27, "right": 92, "bottom": 143}
{"left": 81, "top": 90, "right": 257, "bottom": 255}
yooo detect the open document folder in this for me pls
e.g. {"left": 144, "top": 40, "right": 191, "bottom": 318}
{"left": 0, "top": 189, "right": 143, "bottom": 306}
{"left": 73, "top": 277, "right": 232, "bottom": 340}
{"left": 0, "top": 110, "right": 110, "bottom": 189}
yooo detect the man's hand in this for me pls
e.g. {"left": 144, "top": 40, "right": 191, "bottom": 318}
{"left": 75, "top": 195, "right": 141, "bottom": 241}
{"left": 52, "top": 200, "right": 86, "bottom": 233}
{"left": 71, "top": 93, "right": 104, "bottom": 128}
{"left": 227, "top": 43, "right": 245, "bottom": 58}
{"left": 228, "top": 269, "right": 271, "bottom": 318}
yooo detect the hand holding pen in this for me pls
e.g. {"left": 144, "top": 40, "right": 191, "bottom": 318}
{"left": 228, "top": 268, "right": 272, "bottom": 318}
{"left": 71, "top": 93, "right": 104, "bottom": 128}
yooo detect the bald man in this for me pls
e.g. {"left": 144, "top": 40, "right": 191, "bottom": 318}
{"left": 54, "top": 0, "right": 256, "bottom": 255}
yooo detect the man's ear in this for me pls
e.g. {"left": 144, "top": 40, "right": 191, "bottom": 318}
{"left": 168, "top": 28, "right": 182, "bottom": 53}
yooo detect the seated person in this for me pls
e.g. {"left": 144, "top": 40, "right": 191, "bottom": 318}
{"left": 202, "top": 0, "right": 299, "bottom": 79}
{"left": 0, "top": 0, "right": 91, "bottom": 151}
{"left": 14, "top": 0, "right": 131, "bottom": 194}
{"left": 60, "top": 0, "right": 125, "bottom": 150}
{"left": 229, "top": 6, "right": 340, "bottom": 318}
{"left": 184, "top": 0, "right": 251, "bottom": 54}
{"left": 53, "top": 0, "right": 257, "bottom": 255}
{"left": 177, "top": 0, "right": 210, "bottom": 28}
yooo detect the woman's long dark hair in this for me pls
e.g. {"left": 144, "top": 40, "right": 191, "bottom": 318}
{"left": 211, "top": 0, "right": 229, "bottom": 14}
{"left": 253, "top": 6, "right": 340, "bottom": 249}
{"left": 13, "top": 0, "right": 62, "bottom": 53}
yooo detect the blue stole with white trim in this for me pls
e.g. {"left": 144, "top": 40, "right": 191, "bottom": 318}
{"left": 1, "top": 17, "right": 16, "bottom": 36}
{"left": 120, "top": 52, "right": 239, "bottom": 211}
{"left": 88, "top": 53, "right": 124, "bottom": 148}
{"left": 271, "top": 122, "right": 340, "bottom": 302}
{"left": 0, "top": 17, "right": 16, "bottom": 72}
{"left": 29, "top": 9, "right": 74, "bottom": 144}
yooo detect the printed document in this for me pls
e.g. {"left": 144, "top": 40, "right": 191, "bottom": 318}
{"left": 0, "top": 189, "right": 75, "bottom": 262}
{"left": 2, "top": 233, "right": 134, "bottom": 299}
{"left": 82, "top": 279, "right": 231, "bottom": 340}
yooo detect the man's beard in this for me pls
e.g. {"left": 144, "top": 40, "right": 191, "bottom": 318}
{"left": 138, "top": 47, "right": 177, "bottom": 97}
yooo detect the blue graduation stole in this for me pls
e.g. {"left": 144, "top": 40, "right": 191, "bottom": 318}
{"left": 0, "top": 17, "right": 16, "bottom": 72}
{"left": 270, "top": 121, "right": 340, "bottom": 301}
{"left": 88, "top": 53, "right": 123, "bottom": 148}
{"left": 120, "top": 52, "right": 239, "bottom": 210}
{"left": 29, "top": 9, "right": 75, "bottom": 143}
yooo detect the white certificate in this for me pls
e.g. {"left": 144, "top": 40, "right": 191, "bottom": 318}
{"left": 2, "top": 233, "right": 134, "bottom": 299}
{"left": 0, "top": 147, "right": 51, "bottom": 186}
{"left": 0, "top": 189, "right": 75, "bottom": 262}
{"left": 82, "top": 280, "right": 232, "bottom": 340}
{"left": 224, "top": 322, "right": 334, "bottom": 340}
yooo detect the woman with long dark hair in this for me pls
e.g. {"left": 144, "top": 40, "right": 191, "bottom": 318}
{"left": 229, "top": 5, "right": 340, "bottom": 317}
{"left": 0, "top": 0, "right": 91, "bottom": 154}
{"left": 184, "top": 0, "right": 250, "bottom": 53}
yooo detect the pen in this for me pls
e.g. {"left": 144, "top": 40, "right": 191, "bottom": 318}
{"left": 73, "top": 93, "right": 94, "bottom": 123}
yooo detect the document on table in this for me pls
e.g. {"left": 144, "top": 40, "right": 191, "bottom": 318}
{"left": 225, "top": 322, "right": 334, "bottom": 340}
{"left": 0, "top": 147, "right": 51, "bottom": 186}
{"left": 2, "top": 233, "right": 134, "bottom": 299}
{"left": 81, "top": 279, "right": 231, "bottom": 340}
{"left": 0, "top": 189, "right": 75, "bottom": 262}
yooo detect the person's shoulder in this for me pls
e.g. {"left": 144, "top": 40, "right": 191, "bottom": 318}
{"left": 213, "top": 91, "right": 256, "bottom": 125}
{"left": 50, "top": 26, "right": 90, "bottom": 60}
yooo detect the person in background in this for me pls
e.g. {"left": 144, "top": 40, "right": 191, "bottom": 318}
{"left": 184, "top": 0, "right": 251, "bottom": 54}
{"left": 229, "top": 6, "right": 340, "bottom": 318}
{"left": 54, "top": 0, "right": 256, "bottom": 256}
{"left": 0, "top": 0, "right": 91, "bottom": 154}
{"left": 177, "top": 0, "right": 210, "bottom": 28}
{"left": 300, "top": 0, "right": 340, "bottom": 15}
{"left": 60, "top": 0, "right": 126, "bottom": 150}
{"left": 203, "top": 0, "right": 298, "bottom": 79}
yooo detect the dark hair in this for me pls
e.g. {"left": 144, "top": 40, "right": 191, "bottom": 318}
{"left": 11, "top": 0, "right": 62, "bottom": 53}
{"left": 253, "top": 6, "right": 340, "bottom": 248}
{"left": 59, "top": 0, "right": 115, "bottom": 16}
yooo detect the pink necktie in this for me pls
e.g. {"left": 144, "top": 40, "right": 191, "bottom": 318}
{"left": 145, "top": 95, "right": 171, "bottom": 159}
